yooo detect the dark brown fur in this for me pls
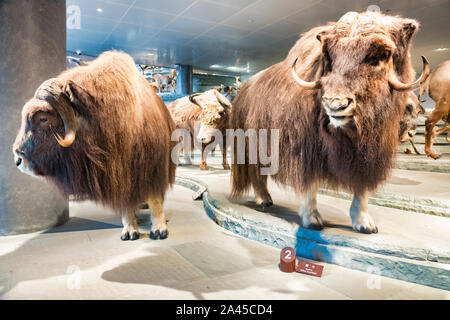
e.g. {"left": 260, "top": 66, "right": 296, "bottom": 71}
{"left": 231, "top": 12, "right": 419, "bottom": 197}
{"left": 13, "top": 51, "right": 176, "bottom": 211}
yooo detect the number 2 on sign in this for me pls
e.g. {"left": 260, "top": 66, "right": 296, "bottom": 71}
{"left": 285, "top": 249, "right": 292, "bottom": 260}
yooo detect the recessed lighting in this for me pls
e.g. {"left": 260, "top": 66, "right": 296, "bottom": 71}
{"left": 210, "top": 64, "right": 222, "bottom": 68}
{"left": 433, "top": 47, "right": 448, "bottom": 52}
{"left": 96, "top": 8, "right": 103, "bottom": 13}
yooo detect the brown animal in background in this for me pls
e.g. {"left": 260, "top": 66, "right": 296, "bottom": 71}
{"left": 13, "top": 51, "right": 176, "bottom": 241}
{"left": 419, "top": 60, "right": 450, "bottom": 159}
{"left": 231, "top": 11, "right": 429, "bottom": 234}
{"left": 153, "top": 69, "right": 177, "bottom": 93}
{"left": 399, "top": 92, "right": 425, "bottom": 154}
{"left": 167, "top": 89, "right": 232, "bottom": 170}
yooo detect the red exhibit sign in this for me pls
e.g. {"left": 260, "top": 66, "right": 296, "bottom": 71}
{"left": 296, "top": 261, "right": 324, "bottom": 277}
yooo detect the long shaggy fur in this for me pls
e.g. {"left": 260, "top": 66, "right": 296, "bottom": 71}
{"left": 14, "top": 51, "right": 176, "bottom": 211}
{"left": 231, "top": 11, "right": 419, "bottom": 197}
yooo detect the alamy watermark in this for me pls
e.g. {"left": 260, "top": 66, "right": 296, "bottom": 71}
{"left": 171, "top": 121, "right": 280, "bottom": 175}
{"left": 67, "top": 5, "right": 81, "bottom": 30}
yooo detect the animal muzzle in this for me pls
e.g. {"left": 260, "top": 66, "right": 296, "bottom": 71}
{"left": 196, "top": 124, "right": 217, "bottom": 144}
{"left": 322, "top": 95, "right": 355, "bottom": 127}
{"left": 13, "top": 150, "right": 36, "bottom": 177}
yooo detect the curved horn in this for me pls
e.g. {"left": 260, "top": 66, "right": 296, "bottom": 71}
{"left": 291, "top": 58, "right": 321, "bottom": 90}
{"left": 389, "top": 56, "right": 430, "bottom": 92}
{"left": 189, "top": 93, "right": 203, "bottom": 108}
{"left": 34, "top": 78, "right": 78, "bottom": 147}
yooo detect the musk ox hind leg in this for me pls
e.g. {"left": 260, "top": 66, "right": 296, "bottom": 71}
{"left": 425, "top": 101, "right": 448, "bottom": 159}
{"left": 298, "top": 181, "right": 323, "bottom": 230}
{"left": 148, "top": 196, "right": 169, "bottom": 240}
{"left": 350, "top": 190, "right": 378, "bottom": 234}
{"left": 252, "top": 173, "right": 273, "bottom": 210}
{"left": 121, "top": 209, "right": 140, "bottom": 241}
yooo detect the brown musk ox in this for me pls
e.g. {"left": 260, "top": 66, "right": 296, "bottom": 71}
{"left": 231, "top": 11, "right": 429, "bottom": 234}
{"left": 418, "top": 60, "right": 450, "bottom": 159}
{"left": 399, "top": 91, "right": 425, "bottom": 154}
{"left": 167, "top": 89, "right": 232, "bottom": 170}
{"left": 12, "top": 51, "right": 176, "bottom": 241}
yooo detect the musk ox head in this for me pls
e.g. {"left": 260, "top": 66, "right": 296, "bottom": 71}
{"left": 13, "top": 78, "right": 94, "bottom": 179}
{"left": 399, "top": 92, "right": 425, "bottom": 142}
{"left": 292, "top": 11, "right": 429, "bottom": 131}
{"left": 189, "top": 89, "right": 232, "bottom": 144}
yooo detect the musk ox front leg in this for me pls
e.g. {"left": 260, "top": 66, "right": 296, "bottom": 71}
{"left": 350, "top": 190, "right": 378, "bottom": 234}
{"left": 200, "top": 143, "right": 208, "bottom": 170}
{"left": 121, "top": 209, "right": 140, "bottom": 241}
{"left": 148, "top": 196, "right": 169, "bottom": 240}
{"left": 221, "top": 136, "right": 230, "bottom": 170}
{"left": 298, "top": 181, "right": 324, "bottom": 230}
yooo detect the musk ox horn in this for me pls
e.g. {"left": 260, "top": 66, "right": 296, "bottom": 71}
{"left": 291, "top": 58, "right": 321, "bottom": 89}
{"left": 189, "top": 93, "right": 203, "bottom": 108}
{"left": 34, "top": 78, "right": 78, "bottom": 147}
{"left": 388, "top": 56, "right": 430, "bottom": 92}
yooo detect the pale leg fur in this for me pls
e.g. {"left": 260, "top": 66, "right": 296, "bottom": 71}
{"left": 121, "top": 209, "right": 140, "bottom": 241}
{"left": 253, "top": 175, "right": 273, "bottom": 209}
{"left": 350, "top": 190, "right": 378, "bottom": 234}
{"left": 298, "top": 181, "right": 323, "bottom": 230}
{"left": 148, "top": 196, "right": 169, "bottom": 240}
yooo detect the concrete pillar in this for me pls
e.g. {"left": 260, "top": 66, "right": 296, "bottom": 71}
{"left": 0, "top": 0, "right": 69, "bottom": 235}
{"left": 175, "top": 64, "right": 193, "bottom": 95}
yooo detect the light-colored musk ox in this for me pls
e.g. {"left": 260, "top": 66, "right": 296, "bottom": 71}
{"left": 399, "top": 92, "right": 425, "bottom": 154}
{"left": 152, "top": 69, "right": 177, "bottom": 93}
{"left": 167, "top": 89, "right": 232, "bottom": 170}
{"left": 13, "top": 51, "right": 176, "bottom": 240}
{"left": 231, "top": 11, "right": 429, "bottom": 234}
{"left": 418, "top": 60, "right": 450, "bottom": 159}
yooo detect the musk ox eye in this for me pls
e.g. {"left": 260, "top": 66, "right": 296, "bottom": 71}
{"left": 365, "top": 49, "right": 391, "bottom": 66}
{"left": 40, "top": 117, "right": 48, "bottom": 124}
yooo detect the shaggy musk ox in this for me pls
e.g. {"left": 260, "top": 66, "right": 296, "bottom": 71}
{"left": 13, "top": 51, "right": 176, "bottom": 240}
{"left": 231, "top": 11, "right": 429, "bottom": 234}
{"left": 167, "top": 89, "right": 232, "bottom": 170}
{"left": 399, "top": 92, "right": 425, "bottom": 154}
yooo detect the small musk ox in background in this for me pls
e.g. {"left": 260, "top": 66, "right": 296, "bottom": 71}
{"left": 13, "top": 51, "right": 176, "bottom": 240}
{"left": 418, "top": 60, "right": 450, "bottom": 159}
{"left": 168, "top": 89, "right": 232, "bottom": 170}
{"left": 231, "top": 11, "right": 429, "bottom": 234}
{"left": 399, "top": 92, "right": 425, "bottom": 154}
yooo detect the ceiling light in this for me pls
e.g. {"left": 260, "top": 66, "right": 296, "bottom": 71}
{"left": 227, "top": 66, "right": 247, "bottom": 72}
{"left": 433, "top": 47, "right": 448, "bottom": 52}
{"left": 96, "top": 8, "right": 103, "bottom": 13}
{"left": 210, "top": 64, "right": 222, "bottom": 68}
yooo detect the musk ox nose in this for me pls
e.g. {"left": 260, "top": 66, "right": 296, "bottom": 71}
{"left": 15, "top": 157, "right": 22, "bottom": 167}
{"left": 323, "top": 96, "right": 354, "bottom": 112}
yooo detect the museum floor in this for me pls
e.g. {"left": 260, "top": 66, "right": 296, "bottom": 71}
{"left": 0, "top": 153, "right": 449, "bottom": 300}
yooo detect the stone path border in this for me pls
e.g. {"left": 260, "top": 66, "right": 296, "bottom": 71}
{"left": 175, "top": 176, "right": 450, "bottom": 291}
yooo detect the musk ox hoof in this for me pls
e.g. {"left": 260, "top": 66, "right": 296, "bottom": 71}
{"left": 353, "top": 224, "right": 378, "bottom": 234}
{"left": 150, "top": 229, "right": 169, "bottom": 240}
{"left": 260, "top": 200, "right": 273, "bottom": 211}
{"left": 130, "top": 231, "right": 140, "bottom": 240}
{"left": 200, "top": 163, "right": 208, "bottom": 170}
{"left": 300, "top": 212, "right": 324, "bottom": 230}
{"left": 352, "top": 213, "right": 378, "bottom": 234}
{"left": 426, "top": 151, "right": 441, "bottom": 159}
{"left": 121, "top": 231, "right": 140, "bottom": 241}
{"left": 223, "top": 163, "right": 231, "bottom": 170}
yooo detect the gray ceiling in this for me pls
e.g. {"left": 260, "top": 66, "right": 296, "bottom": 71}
{"left": 66, "top": 0, "right": 450, "bottom": 75}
